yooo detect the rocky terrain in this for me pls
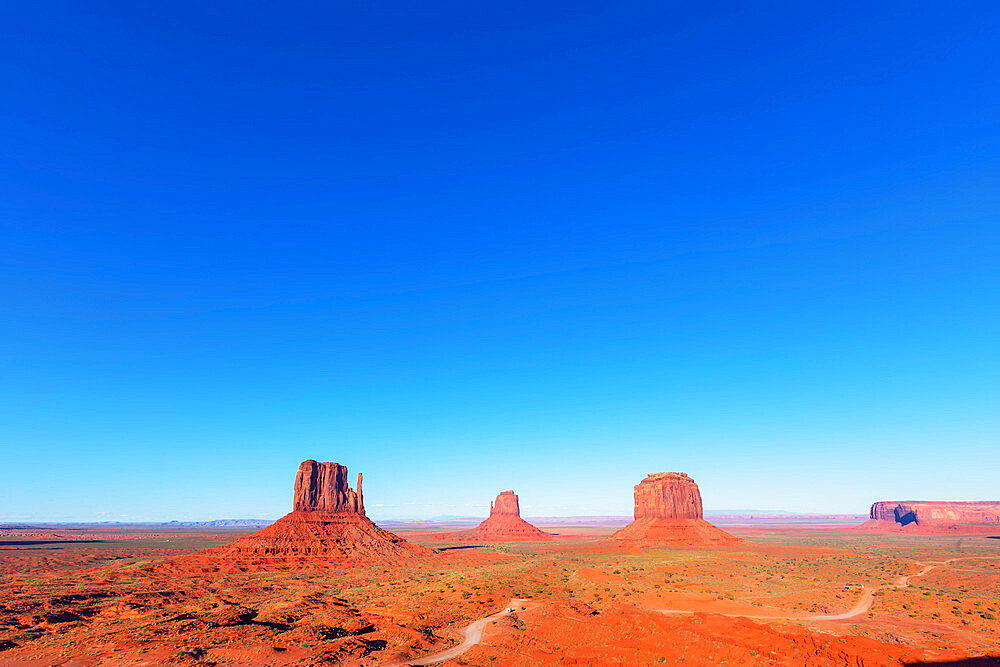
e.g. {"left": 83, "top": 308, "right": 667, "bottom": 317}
{"left": 861, "top": 500, "right": 1000, "bottom": 534}
{"left": 166, "top": 460, "right": 432, "bottom": 571}
{"left": 293, "top": 460, "right": 365, "bottom": 513}
{"left": 3, "top": 520, "right": 999, "bottom": 665}
{"left": 3, "top": 466, "right": 999, "bottom": 665}
{"left": 441, "top": 491, "right": 552, "bottom": 542}
{"left": 611, "top": 472, "right": 742, "bottom": 547}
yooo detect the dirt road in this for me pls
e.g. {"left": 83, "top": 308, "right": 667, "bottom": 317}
{"left": 654, "top": 558, "right": 956, "bottom": 622}
{"left": 893, "top": 557, "right": 976, "bottom": 588}
{"left": 402, "top": 598, "right": 533, "bottom": 666}
{"left": 403, "top": 558, "right": 975, "bottom": 664}
{"left": 896, "top": 562, "right": 936, "bottom": 587}
{"left": 653, "top": 586, "right": 875, "bottom": 622}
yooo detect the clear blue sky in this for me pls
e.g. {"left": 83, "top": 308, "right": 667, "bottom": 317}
{"left": 2, "top": 2, "right": 997, "bottom": 521}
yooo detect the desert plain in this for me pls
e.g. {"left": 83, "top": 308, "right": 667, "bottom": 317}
{"left": 2, "top": 464, "right": 999, "bottom": 666}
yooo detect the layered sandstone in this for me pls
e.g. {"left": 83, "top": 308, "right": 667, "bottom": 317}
{"left": 293, "top": 460, "right": 364, "bottom": 513}
{"left": 611, "top": 472, "right": 740, "bottom": 547}
{"left": 442, "top": 490, "right": 553, "bottom": 542}
{"left": 633, "top": 472, "right": 703, "bottom": 519}
{"left": 859, "top": 500, "right": 1000, "bottom": 534}
{"left": 171, "top": 460, "right": 431, "bottom": 571}
{"left": 491, "top": 489, "right": 521, "bottom": 516}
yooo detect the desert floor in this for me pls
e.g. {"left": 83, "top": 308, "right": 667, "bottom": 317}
{"left": 1, "top": 522, "right": 999, "bottom": 665}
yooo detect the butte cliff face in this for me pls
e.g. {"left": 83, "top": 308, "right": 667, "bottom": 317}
{"left": 491, "top": 489, "right": 521, "bottom": 516}
{"left": 293, "top": 460, "right": 364, "bottom": 513}
{"left": 633, "top": 472, "right": 703, "bottom": 520}
{"left": 611, "top": 472, "right": 739, "bottom": 547}
{"left": 442, "top": 490, "right": 553, "bottom": 542}
{"left": 172, "top": 460, "right": 431, "bottom": 571}
{"left": 860, "top": 500, "right": 1000, "bottom": 534}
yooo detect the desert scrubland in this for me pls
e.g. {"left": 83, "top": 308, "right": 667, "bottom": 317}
{"left": 3, "top": 473, "right": 999, "bottom": 666}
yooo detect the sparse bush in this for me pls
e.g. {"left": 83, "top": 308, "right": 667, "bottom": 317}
{"left": 177, "top": 647, "right": 206, "bottom": 660}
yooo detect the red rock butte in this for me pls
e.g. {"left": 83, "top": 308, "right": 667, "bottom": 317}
{"left": 442, "top": 490, "right": 553, "bottom": 542}
{"left": 610, "top": 472, "right": 740, "bottom": 547}
{"left": 293, "top": 459, "right": 364, "bottom": 513}
{"left": 858, "top": 500, "right": 1000, "bottom": 534}
{"left": 171, "top": 460, "right": 431, "bottom": 571}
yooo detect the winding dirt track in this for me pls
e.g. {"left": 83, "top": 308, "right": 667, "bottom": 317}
{"left": 402, "top": 598, "right": 533, "bottom": 666}
{"left": 402, "top": 558, "right": 979, "bottom": 664}
{"left": 895, "top": 562, "right": 936, "bottom": 588}
{"left": 654, "top": 588, "right": 876, "bottom": 622}
{"left": 655, "top": 558, "right": 959, "bottom": 622}
{"left": 892, "top": 557, "right": 980, "bottom": 587}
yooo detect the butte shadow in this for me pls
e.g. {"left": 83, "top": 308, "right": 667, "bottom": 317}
{"left": 609, "top": 472, "right": 741, "bottom": 548}
{"left": 440, "top": 490, "right": 553, "bottom": 542}
{"left": 166, "top": 460, "right": 433, "bottom": 572}
{"left": 857, "top": 500, "right": 1000, "bottom": 535}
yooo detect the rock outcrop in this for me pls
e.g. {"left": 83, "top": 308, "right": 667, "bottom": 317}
{"left": 610, "top": 472, "right": 740, "bottom": 547}
{"left": 293, "top": 461, "right": 364, "bottom": 513}
{"left": 859, "top": 500, "right": 1000, "bottom": 534}
{"left": 442, "top": 490, "right": 553, "bottom": 542}
{"left": 633, "top": 472, "right": 703, "bottom": 520}
{"left": 491, "top": 490, "right": 521, "bottom": 517}
{"left": 171, "top": 460, "right": 431, "bottom": 571}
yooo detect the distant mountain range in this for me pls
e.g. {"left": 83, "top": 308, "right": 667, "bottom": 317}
{"left": 160, "top": 519, "right": 275, "bottom": 527}
{"left": 5, "top": 512, "right": 868, "bottom": 528}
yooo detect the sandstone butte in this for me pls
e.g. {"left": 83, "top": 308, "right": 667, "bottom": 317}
{"left": 169, "top": 460, "right": 431, "bottom": 571}
{"left": 442, "top": 490, "right": 553, "bottom": 542}
{"left": 858, "top": 500, "right": 1000, "bottom": 534}
{"left": 610, "top": 472, "right": 740, "bottom": 547}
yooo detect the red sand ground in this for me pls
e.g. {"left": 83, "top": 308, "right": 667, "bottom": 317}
{"left": 2, "top": 521, "right": 999, "bottom": 665}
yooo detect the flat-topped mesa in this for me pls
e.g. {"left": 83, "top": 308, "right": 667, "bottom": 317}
{"left": 633, "top": 472, "right": 703, "bottom": 520}
{"left": 611, "top": 471, "right": 740, "bottom": 547}
{"left": 293, "top": 460, "right": 364, "bottom": 514}
{"left": 491, "top": 490, "right": 521, "bottom": 517}
{"left": 869, "top": 501, "right": 898, "bottom": 523}
{"left": 862, "top": 500, "right": 1000, "bottom": 533}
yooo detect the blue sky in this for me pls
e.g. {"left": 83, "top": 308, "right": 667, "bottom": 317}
{"left": 2, "top": 2, "right": 998, "bottom": 521}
